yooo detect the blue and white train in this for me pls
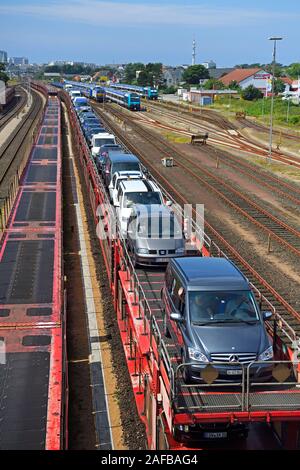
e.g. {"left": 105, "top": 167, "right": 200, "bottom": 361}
{"left": 110, "top": 83, "right": 158, "bottom": 100}
{"left": 104, "top": 88, "right": 141, "bottom": 111}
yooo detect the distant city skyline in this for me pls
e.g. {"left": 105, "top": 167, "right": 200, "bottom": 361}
{"left": 0, "top": 0, "right": 299, "bottom": 66}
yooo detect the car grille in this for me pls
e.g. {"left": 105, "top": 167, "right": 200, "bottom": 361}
{"left": 210, "top": 353, "right": 257, "bottom": 364}
{"left": 148, "top": 250, "right": 157, "bottom": 254}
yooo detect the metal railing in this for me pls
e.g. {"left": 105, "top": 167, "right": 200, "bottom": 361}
{"left": 172, "top": 360, "right": 300, "bottom": 413}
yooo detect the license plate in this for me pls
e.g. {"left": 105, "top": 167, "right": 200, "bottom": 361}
{"left": 156, "top": 258, "right": 167, "bottom": 262}
{"left": 227, "top": 369, "right": 242, "bottom": 375}
{"left": 204, "top": 432, "right": 227, "bottom": 439}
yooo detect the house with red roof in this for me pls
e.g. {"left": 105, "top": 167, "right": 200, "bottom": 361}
{"left": 220, "top": 68, "right": 273, "bottom": 95}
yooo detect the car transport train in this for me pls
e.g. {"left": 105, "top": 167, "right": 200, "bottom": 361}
{"left": 62, "top": 87, "right": 300, "bottom": 450}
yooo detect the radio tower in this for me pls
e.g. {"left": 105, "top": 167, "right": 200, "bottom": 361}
{"left": 192, "top": 38, "right": 196, "bottom": 65}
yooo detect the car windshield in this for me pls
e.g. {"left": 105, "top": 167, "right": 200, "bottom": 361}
{"left": 101, "top": 145, "right": 120, "bottom": 152}
{"left": 113, "top": 162, "right": 140, "bottom": 173}
{"left": 84, "top": 119, "right": 99, "bottom": 125}
{"left": 124, "top": 192, "right": 162, "bottom": 208}
{"left": 137, "top": 215, "right": 182, "bottom": 238}
{"left": 94, "top": 138, "right": 115, "bottom": 147}
{"left": 189, "top": 291, "right": 260, "bottom": 325}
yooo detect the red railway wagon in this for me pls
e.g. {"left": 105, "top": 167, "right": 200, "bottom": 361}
{"left": 0, "top": 85, "right": 67, "bottom": 450}
{"left": 64, "top": 91, "right": 300, "bottom": 450}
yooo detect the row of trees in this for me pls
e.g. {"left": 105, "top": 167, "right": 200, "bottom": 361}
{"left": 124, "top": 63, "right": 163, "bottom": 87}
{"left": 235, "top": 62, "right": 300, "bottom": 79}
{"left": 44, "top": 64, "right": 112, "bottom": 76}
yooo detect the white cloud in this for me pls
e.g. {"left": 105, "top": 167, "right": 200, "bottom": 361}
{"left": 0, "top": 0, "right": 297, "bottom": 27}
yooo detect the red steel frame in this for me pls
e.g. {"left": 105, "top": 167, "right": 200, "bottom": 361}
{"left": 0, "top": 83, "right": 66, "bottom": 450}
{"left": 64, "top": 90, "right": 300, "bottom": 450}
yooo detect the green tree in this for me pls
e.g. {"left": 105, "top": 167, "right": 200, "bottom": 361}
{"left": 182, "top": 65, "right": 209, "bottom": 84}
{"left": 241, "top": 85, "right": 263, "bottom": 101}
{"left": 136, "top": 70, "right": 149, "bottom": 86}
{"left": 0, "top": 63, "right": 9, "bottom": 84}
{"left": 203, "top": 78, "right": 225, "bottom": 90}
{"left": 228, "top": 80, "right": 241, "bottom": 91}
{"left": 286, "top": 63, "right": 300, "bottom": 79}
{"left": 264, "top": 63, "right": 283, "bottom": 78}
{"left": 274, "top": 79, "right": 285, "bottom": 94}
{"left": 235, "top": 63, "right": 263, "bottom": 69}
{"left": 124, "top": 63, "right": 145, "bottom": 83}
{"left": 145, "top": 62, "right": 163, "bottom": 87}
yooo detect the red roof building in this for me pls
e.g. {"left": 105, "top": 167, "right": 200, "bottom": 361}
{"left": 220, "top": 68, "right": 273, "bottom": 95}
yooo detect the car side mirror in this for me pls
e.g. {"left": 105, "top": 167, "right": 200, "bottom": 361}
{"left": 170, "top": 312, "right": 183, "bottom": 323}
{"left": 166, "top": 200, "right": 172, "bottom": 207}
{"left": 263, "top": 311, "right": 273, "bottom": 321}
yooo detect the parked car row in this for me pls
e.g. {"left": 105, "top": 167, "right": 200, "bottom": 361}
{"left": 73, "top": 96, "right": 186, "bottom": 267}
{"left": 72, "top": 95, "right": 274, "bottom": 391}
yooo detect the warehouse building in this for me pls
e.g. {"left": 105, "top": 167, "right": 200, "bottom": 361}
{"left": 189, "top": 88, "right": 238, "bottom": 105}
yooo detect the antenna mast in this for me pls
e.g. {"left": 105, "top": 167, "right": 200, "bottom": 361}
{"left": 192, "top": 38, "right": 196, "bottom": 66}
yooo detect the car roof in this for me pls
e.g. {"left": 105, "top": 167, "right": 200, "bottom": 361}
{"left": 110, "top": 153, "right": 140, "bottom": 163}
{"left": 171, "top": 257, "right": 249, "bottom": 291}
{"left": 134, "top": 204, "right": 174, "bottom": 216}
{"left": 114, "top": 170, "right": 142, "bottom": 177}
{"left": 120, "top": 179, "right": 158, "bottom": 192}
{"left": 93, "top": 133, "right": 114, "bottom": 139}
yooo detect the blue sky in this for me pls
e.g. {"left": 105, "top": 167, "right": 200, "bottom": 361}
{"left": 0, "top": 0, "right": 299, "bottom": 66}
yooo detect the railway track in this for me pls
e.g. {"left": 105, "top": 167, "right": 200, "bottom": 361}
{"left": 0, "top": 87, "right": 27, "bottom": 132}
{"left": 150, "top": 99, "right": 237, "bottom": 131}
{"left": 147, "top": 101, "right": 300, "bottom": 169}
{"left": 137, "top": 107, "right": 300, "bottom": 207}
{"left": 101, "top": 105, "right": 300, "bottom": 259}
{"left": 237, "top": 116, "right": 300, "bottom": 142}
{"left": 94, "top": 102, "right": 300, "bottom": 345}
{"left": 0, "top": 88, "right": 42, "bottom": 192}
{"left": 201, "top": 145, "right": 300, "bottom": 207}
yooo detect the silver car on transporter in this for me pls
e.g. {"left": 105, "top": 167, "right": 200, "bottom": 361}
{"left": 126, "top": 204, "right": 185, "bottom": 267}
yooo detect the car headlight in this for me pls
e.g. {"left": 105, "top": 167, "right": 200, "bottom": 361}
{"left": 137, "top": 248, "right": 149, "bottom": 254}
{"left": 175, "top": 247, "right": 185, "bottom": 254}
{"left": 188, "top": 348, "right": 209, "bottom": 363}
{"left": 258, "top": 346, "right": 273, "bottom": 361}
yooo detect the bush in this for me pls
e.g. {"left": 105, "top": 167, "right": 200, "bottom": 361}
{"left": 161, "top": 86, "right": 177, "bottom": 94}
{"left": 289, "top": 116, "right": 300, "bottom": 125}
{"left": 241, "top": 85, "right": 263, "bottom": 101}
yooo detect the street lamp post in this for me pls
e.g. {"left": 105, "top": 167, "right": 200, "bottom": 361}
{"left": 268, "top": 36, "right": 283, "bottom": 162}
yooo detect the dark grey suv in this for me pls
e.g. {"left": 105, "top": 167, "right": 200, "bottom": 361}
{"left": 161, "top": 257, "right": 273, "bottom": 383}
